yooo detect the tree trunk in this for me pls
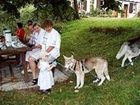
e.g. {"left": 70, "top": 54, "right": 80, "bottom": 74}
{"left": 73, "top": 0, "right": 80, "bottom": 19}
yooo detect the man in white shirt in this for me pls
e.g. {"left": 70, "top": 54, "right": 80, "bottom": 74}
{"left": 26, "top": 23, "right": 46, "bottom": 85}
{"left": 37, "top": 20, "right": 61, "bottom": 94}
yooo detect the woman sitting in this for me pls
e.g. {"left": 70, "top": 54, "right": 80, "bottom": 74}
{"left": 15, "top": 22, "right": 25, "bottom": 43}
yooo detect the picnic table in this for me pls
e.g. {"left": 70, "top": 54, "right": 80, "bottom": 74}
{"left": 0, "top": 47, "right": 31, "bottom": 82}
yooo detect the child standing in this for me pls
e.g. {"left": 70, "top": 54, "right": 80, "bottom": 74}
{"left": 38, "top": 44, "right": 56, "bottom": 94}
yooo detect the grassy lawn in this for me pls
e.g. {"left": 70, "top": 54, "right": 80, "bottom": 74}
{"left": 1, "top": 17, "right": 140, "bottom": 105}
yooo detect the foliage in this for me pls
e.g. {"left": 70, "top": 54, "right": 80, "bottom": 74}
{"left": 0, "top": 0, "right": 75, "bottom": 35}
{"left": 19, "top": 4, "right": 36, "bottom": 24}
{"left": 1, "top": 18, "right": 140, "bottom": 105}
{"left": 0, "top": 6, "right": 16, "bottom": 35}
{"left": 91, "top": 8, "right": 113, "bottom": 17}
{"left": 53, "top": 22, "right": 65, "bottom": 34}
{"left": 90, "top": 8, "right": 101, "bottom": 17}
{"left": 107, "top": 9, "right": 113, "bottom": 17}
{"left": 0, "top": 0, "right": 76, "bottom": 21}
{"left": 101, "top": 0, "right": 122, "bottom": 11}
{"left": 90, "top": 1, "right": 113, "bottom": 17}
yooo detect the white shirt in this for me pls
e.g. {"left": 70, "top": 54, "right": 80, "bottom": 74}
{"left": 29, "top": 28, "right": 46, "bottom": 46}
{"left": 44, "top": 28, "right": 61, "bottom": 59}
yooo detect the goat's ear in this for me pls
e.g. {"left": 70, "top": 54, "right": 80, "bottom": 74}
{"left": 71, "top": 55, "right": 74, "bottom": 59}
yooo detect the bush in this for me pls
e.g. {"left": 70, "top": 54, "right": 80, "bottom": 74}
{"left": 91, "top": 8, "right": 113, "bottom": 17}
{"left": 19, "top": 4, "right": 36, "bottom": 24}
{"left": 53, "top": 22, "right": 64, "bottom": 34}
{"left": 0, "top": 6, "right": 16, "bottom": 35}
{"left": 90, "top": 8, "right": 101, "bottom": 17}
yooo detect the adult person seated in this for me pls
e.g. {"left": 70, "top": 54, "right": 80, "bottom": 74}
{"left": 21, "top": 20, "right": 34, "bottom": 74}
{"left": 25, "top": 23, "right": 46, "bottom": 85}
{"left": 15, "top": 22, "right": 25, "bottom": 43}
{"left": 15, "top": 22, "right": 25, "bottom": 67}
{"left": 38, "top": 19, "right": 61, "bottom": 94}
{"left": 24, "top": 20, "right": 34, "bottom": 43}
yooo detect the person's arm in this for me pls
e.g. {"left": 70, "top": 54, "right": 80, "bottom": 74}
{"left": 15, "top": 29, "right": 20, "bottom": 37}
{"left": 27, "top": 33, "right": 37, "bottom": 48}
{"left": 46, "top": 46, "right": 54, "bottom": 53}
{"left": 45, "top": 34, "right": 56, "bottom": 55}
{"left": 44, "top": 46, "right": 54, "bottom": 58}
{"left": 31, "top": 44, "right": 42, "bottom": 49}
{"left": 20, "top": 29, "right": 25, "bottom": 42}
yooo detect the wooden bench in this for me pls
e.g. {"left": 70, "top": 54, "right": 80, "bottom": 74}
{"left": 0, "top": 55, "right": 19, "bottom": 84}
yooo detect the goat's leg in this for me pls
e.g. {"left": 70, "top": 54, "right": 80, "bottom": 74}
{"left": 75, "top": 73, "right": 80, "bottom": 89}
{"left": 128, "top": 56, "right": 133, "bottom": 66}
{"left": 121, "top": 55, "right": 128, "bottom": 67}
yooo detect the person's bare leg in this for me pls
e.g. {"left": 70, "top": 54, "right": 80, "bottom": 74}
{"left": 27, "top": 63, "right": 30, "bottom": 70}
{"left": 28, "top": 56, "right": 37, "bottom": 79}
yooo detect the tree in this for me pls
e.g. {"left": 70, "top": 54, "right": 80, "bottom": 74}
{"left": 0, "top": 0, "right": 20, "bottom": 18}
{"left": 73, "top": 0, "right": 80, "bottom": 19}
{"left": 0, "top": 0, "right": 76, "bottom": 21}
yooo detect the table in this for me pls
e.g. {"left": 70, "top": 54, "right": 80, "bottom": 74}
{"left": 0, "top": 47, "right": 31, "bottom": 82}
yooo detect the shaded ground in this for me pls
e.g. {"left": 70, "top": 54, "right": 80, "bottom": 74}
{"left": 0, "top": 66, "right": 37, "bottom": 91}
{"left": 0, "top": 64, "right": 70, "bottom": 91}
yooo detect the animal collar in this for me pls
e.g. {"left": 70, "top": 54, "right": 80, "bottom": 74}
{"left": 73, "top": 60, "right": 86, "bottom": 71}
{"left": 73, "top": 60, "right": 77, "bottom": 71}
{"left": 81, "top": 60, "right": 85, "bottom": 71}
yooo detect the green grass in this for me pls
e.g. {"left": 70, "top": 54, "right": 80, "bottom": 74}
{"left": 1, "top": 17, "right": 140, "bottom": 105}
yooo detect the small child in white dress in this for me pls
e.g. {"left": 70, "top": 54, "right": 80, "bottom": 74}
{"left": 38, "top": 44, "right": 56, "bottom": 94}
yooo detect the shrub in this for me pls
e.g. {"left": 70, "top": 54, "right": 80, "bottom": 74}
{"left": 90, "top": 8, "right": 101, "bottom": 17}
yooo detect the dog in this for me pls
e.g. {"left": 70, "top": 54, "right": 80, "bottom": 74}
{"left": 63, "top": 55, "right": 110, "bottom": 89}
{"left": 116, "top": 37, "right": 140, "bottom": 67}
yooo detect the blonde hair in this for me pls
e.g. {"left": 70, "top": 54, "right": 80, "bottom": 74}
{"left": 33, "top": 23, "right": 41, "bottom": 28}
